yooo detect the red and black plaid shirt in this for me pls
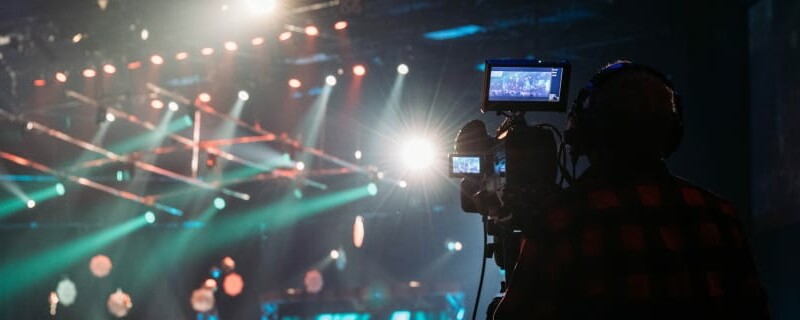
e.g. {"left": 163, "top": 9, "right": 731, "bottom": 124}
{"left": 494, "top": 161, "right": 769, "bottom": 319}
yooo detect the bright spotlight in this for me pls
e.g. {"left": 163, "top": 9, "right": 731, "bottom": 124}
{"left": 446, "top": 241, "right": 463, "bottom": 252}
{"left": 103, "top": 64, "right": 116, "bottom": 74}
{"left": 354, "top": 150, "right": 362, "bottom": 160}
{"left": 105, "top": 113, "right": 116, "bottom": 122}
{"left": 325, "top": 75, "right": 337, "bottom": 86}
{"left": 295, "top": 161, "right": 305, "bottom": 171}
{"left": 55, "top": 72, "right": 68, "bottom": 82}
{"left": 72, "top": 33, "right": 83, "bottom": 43}
{"left": 150, "top": 54, "right": 164, "bottom": 65}
{"left": 55, "top": 183, "right": 66, "bottom": 196}
{"left": 352, "top": 64, "right": 366, "bottom": 76}
{"left": 201, "top": 47, "right": 215, "bottom": 56}
{"left": 213, "top": 197, "right": 226, "bottom": 210}
{"left": 245, "top": 0, "right": 276, "bottom": 15}
{"left": 224, "top": 41, "right": 238, "bottom": 51}
{"left": 401, "top": 138, "right": 435, "bottom": 170}
{"left": 26, "top": 200, "right": 36, "bottom": 209}
{"left": 330, "top": 250, "right": 340, "bottom": 259}
{"left": 82, "top": 69, "right": 96, "bottom": 78}
{"left": 140, "top": 29, "right": 149, "bottom": 40}
{"left": 150, "top": 100, "right": 164, "bottom": 109}
{"left": 251, "top": 37, "right": 265, "bottom": 46}
{"left": 367, "top": 183, "right": 378, "bottom": 196}
{"left": 238, "top": 90, "right": 250, "bottom": 101}
{"left": 167, "top": 101, "right": 179, "bottom": 111}
{"left": 288, "top": 78, "right": 302, "bottom": 88}
{"left": 144, "top": 211, "right": 156, "bottom": 224}
{"left": 305, "top": 26, "right": 319, "bottom": 36}
{"left": 334, "top": 21, "right": 348, "bottom": 30}
{"left": 397, "top": 63, "right": 409, "bottom": 75}
{"left": 198, "top": 92, "right": 211, "bottom": 102}
{"left": 278, "top": 31, "right": 292, "bottom": 41}
{"left": 175, "top": 52, "right": 189, "bottom": 60}
{"left": 398, "top": 180, "right": 408, "bottom": 188}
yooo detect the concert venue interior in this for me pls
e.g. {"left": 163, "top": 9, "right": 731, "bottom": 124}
{"left": 0, "top": 0, "right": 797, "bottom": 318}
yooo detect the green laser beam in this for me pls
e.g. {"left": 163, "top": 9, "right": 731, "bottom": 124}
{"left": 0, "top": 184, "right": 64, "bottom": 220}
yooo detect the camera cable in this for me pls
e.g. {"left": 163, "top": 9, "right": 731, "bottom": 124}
{"left": 472, "top": 215, "right": 489, "bottom": 320}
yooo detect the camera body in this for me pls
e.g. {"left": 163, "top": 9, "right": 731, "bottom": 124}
{"left": 450, "top": 59, "right": 570, "bottom": 271}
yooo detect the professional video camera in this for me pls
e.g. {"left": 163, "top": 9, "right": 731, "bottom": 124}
{"left": 449, "top": 59, "right": 572, "bottom": 318}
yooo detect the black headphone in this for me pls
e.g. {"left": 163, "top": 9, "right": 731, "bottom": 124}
{"left": 564, "top": 61, "right": 683, "bottom": 160}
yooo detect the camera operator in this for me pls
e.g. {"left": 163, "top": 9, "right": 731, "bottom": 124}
{"left": 492, "top": 61, "right": 769, "bottom": 319}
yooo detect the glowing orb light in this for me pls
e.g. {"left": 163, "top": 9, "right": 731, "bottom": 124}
{"left": 190, "top": 287, "right": 215, "bottom": 313}
{"left": 56, "top": 278, "right": 77, "bottom": 306}
{"left": 304, "top": 269, "right": 323, "bottom": 294}
{"left": 221, "top": 256, "right": 235, "bottom": 271}
{"left": 401, "top": 138, "right": 435, "bottom": 170}
{"left": 89, "top": 254, "right": 113, "bottom": 278}
{"left": 222, "top": 272, "right": 244, "bottom": 297}
{"left": 106, "top": 289, "right": 132, "bottom": 318}
{"left": 353, "top": 215, "right": 364, "bottom": 248}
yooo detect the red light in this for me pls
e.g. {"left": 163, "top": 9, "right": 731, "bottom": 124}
{"left": 288, "top": 79, "right": 302, "bottom": 88}
{"left": 305, "top": 26, "right": 319, "bottom": 36}
{"left": 103, "top": 64, "right": 116, "bottom": 74}
{"left": 278, "top": 32, "right": 292, "bottom": 41}
{"left": 83, "top": 69, "right": 97, "bottom": 78}
{"left": 175, "top": 52, "right": 189, "bottom": 60}
{"left": 150, "top": 55, "right": 164, "bottom": 65}
{"left": 352, "top": 64, "right": 366, "bottom": 76}
{"left": 127, "top": 61, "right": 142, "bottom": 70}
{"left": 201, "top": 47, "right": 215, "bottom": 56}
{"left": 334, "top": 21, "right": 348, "bottom": 30}
{"left": 33, "top": 79, "right": 46, "bottom": 87}
{"left": 55, "top": 72, "right": 68, "bottom": 83}
{"left": 224, "top": 41, "right": 238, "bottom": 51}
{"left": 251, "top": 37, "right": 265, "bottom": 46}
{"left": 198, "top": 93, "right": 211, "bottom": 103}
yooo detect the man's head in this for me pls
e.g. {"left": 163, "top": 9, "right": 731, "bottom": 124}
{"left": 566, "top": 61, "right": 682, "bottom": 164}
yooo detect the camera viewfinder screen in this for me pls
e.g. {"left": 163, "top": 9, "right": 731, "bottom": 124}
{"left": 451, "top": 156, "right": 481, "bottom": 175}
{"left": 488, "top": 66, "right": 564, "bottom": 103}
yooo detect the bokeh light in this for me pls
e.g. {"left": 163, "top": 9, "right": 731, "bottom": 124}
{"left": 222, "top": 272, "right": 244, "bottom": 297}
{"left": 353, "top": 64, "right": 366, "bottom": 76}
{"left": 106, "top": 289, "right": 132, "bottom": 318}
{"left": 190, "top": 287, "right": 215, "bottom": 313}
{"left": 56, "top": 278, "right": 77, "bottom": 306}
{"left": 304, "top": 269, "right": 323, "bottom": 294}
{"left": 353, "top": 215, "right": 365, "bottom": 248}
{"left": 89, "top": 254, "right": 113, "bottom": 278}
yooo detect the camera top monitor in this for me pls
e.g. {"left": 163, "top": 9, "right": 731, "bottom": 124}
{"left": 480, "top": 59, "right": 571, "bottom": 113}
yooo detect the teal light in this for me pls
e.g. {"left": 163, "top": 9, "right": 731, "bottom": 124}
{"left": 293, "top": 188, "right": 303, "bottom": 200}
{"left": 213, "top": 197, "right": 226, "bottom": 210}
{"left": 367, "top": 183, "right": 378, "bottom": 196}
{"left": 144, "top": 211, "right": 156, "bottom": 224}
{"left": 55, "top": 183, "right": 66, "bottom": 196}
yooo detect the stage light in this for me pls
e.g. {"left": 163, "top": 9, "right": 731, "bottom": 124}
{"left": 330, "top": 249, "right": 340, "bottom": 259}
{"left": 408, "top": 281, "right": 421, "bottom": 288}
{"left": 204, "top": 279, "right": 217, "bottom": 289}
{"left": 245, "top": 0, "right": 276, "bottom": 15}
{"left": 288, "top": 78, "right": 302, "bottom": 88}
{"left": 401, "top": 138, "right": 435, "bottom": 170}
{"left": 55, "top": 72, "right": 68, "bottom": 82}
{"left": 150, "top": 99, "right": 164, "bottom": 109}
{"left": 304, "top": 269, "right": 323, "bottom": 294}
{"left": 398, "top": 180, "right": 408, "bottom": 188}
{"left": 167, "top": 101, "right": 179, "bottom": 111}
{"left": 26, "top": 199, "right": 35, "bottom": 209}
{"left": 325, "top": 75, "right": 337, "bottom": 86}
{"left": 367, "top": 183, "right": 378, "bottom": 196}
{"left": 305, "top": 26, "right": 319, "bottom": 36}
{"left": 206, "top": 154, "right": 217, "bottom": 168}
{"left": 55, "top": 183, "right": 66, "bottom": 196}
{"left": 201, "top": 47, "right": 215, "bottom": 55}
{"left": 150, "top": 54, "right": 164, "bottom": 65}
{"left": 175, "top": 52, "right": 188, "bottom": 60}
{"left": 237, "top": 90, "right": 250, "bottom": 101}
{"left": 353, "top": 64, "right": 366, "bottom": 76}
{"left": 198, "top": 92, "right": 211, "bottom": 102}
{"left": 33, "top": 79, "right": 46, "bottom": 87}
{"left": 295, "top": 161, "right": 305, "bottom": 171}
{"left": 83, "top": 69, "right": 96, "bottom": 78}
{"left": 224, "top": 41, "right": 238, "bottom": 51}
{"left": 397, "top": 63, "right": 409, "bottom": 75}
{"left": 72, "top": 33, "right": 83, "bottom": 43}
{"left": 25, "top": 122, "right": 34, "bottom": 131}
{"left": 56, "top": 278, "right": 77, "bottom": 306}
{"left": 103, "top": 64, "right": 116, "bottom": 74}
{"left": 353, "top": 215, "right": 364, "bottom": 248}
{"left": 293, "top": 188, "right": 303, "bottom": 199}
{"left": 89, "top": 254, "right": 113, "bottom": 278}
{"left": 251, "top": 37, "right": 265, "bottom": 46}
{"left": 213, "top": 197, "right": 226, "bottom": 210}
{"left": 144, "top": 211, "right": 156, "bottom": 224}
{"left": 354, "top": 150, "right": 362, "bottom": 160}
{"left": 222, "top": 256, "right": 236, "bottom": 270}
{"left": 279, "top": 31, "right": 292, "bottom": 41}
{"left": 334, "top": 21, "right": 348, "bottom": 30}
{"left": 105, "top": 113, "right": 116, "bottom": 122}
{"left": 190, "top": 287, "right": 215, "bottom": 313}
{"left": 106, "top": 289, "right": 132, "bottom": 318}
{"left": 376, "top": 171, "right": 385, "bottom": 180}
{"left": 127, "top": 61, "right": 141, "bottom": 70}
{"left": 140, "top": 29, "right": 149, "bottom": 40}
{"left": 222, "top": 272, "right": 243, "bottom": 297}
{"left": 446, "top": 241, "right": 463, "bottom": 252}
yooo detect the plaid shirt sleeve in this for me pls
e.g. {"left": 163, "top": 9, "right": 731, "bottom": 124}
{"left": 493, "top": 174, "right": 770, "bottom": 319}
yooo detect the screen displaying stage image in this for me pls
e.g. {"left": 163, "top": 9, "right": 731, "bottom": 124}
{"left": 451, "top": 156, "right": 481, "bottom": 175}
{"left": 487, "top": 66, "right": 564, "bottom": 102}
